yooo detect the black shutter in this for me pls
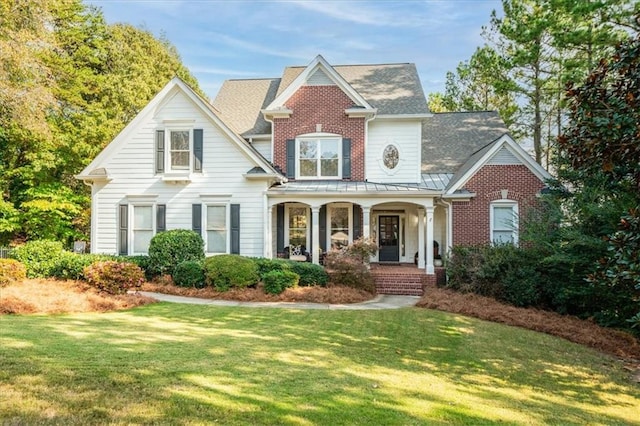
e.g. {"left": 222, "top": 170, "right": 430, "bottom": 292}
{"left": 192, "top": 204, "right": 202, "bottom": 236}
{"left": 193, "top": 129, "right": 203, "bottom": 172}
{"left": 230, "top": 204, "right": 240, "bottom": 254}
{"left": 353, "top": 204, "right": 362, "bottom": 240}
{"left": 342, "top": 138, "right": 351, "bottom": 179}
{"left": 319, "top": 205, "right": 326, "bottom": 252}
{"left": 276, "top": 204, "right": 285, "bottom": 254}
{"left": 286, "top": 139, "right": 295, "bottom": 178}
{"left": 156, "top": 204, "right": 166, "bottom": 233}
{"left": 155, "top": 130, "right": 165, "bottom": 173}
{"left": 119, "top": 204, "right": 128, "bottom": 255}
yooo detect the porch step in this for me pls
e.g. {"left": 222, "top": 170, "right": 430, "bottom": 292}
{"left": 371, "top": 266, "right": 426, "bottom": 296}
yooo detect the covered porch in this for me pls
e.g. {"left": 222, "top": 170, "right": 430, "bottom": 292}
{"left": 263, "top": 180, "right": 450, "bottom": 277}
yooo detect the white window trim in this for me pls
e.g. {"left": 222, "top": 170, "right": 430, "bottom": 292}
{"left": 284, "top": 204, "right": 310, "bottom": 249}
{"left": 129, "top": 203, "right": 156, "bottom": 256}
{"left": 203, "top": 202, "right": 230, "bottom": 256}
{"left": 490, "top": 200, "right": 519, "bottom": 245}
{"left": 295, "top": 134, "right": 342, "bottom": 180}
{"left": 327, "top": 203, "right": 353, "bottom": 251}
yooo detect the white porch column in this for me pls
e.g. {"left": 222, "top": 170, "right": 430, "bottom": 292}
{"left": 264, "top": 200, "right": 273, "bottom": 259}
{"left": 362, "top": 206, "right": 371, "bottom": 240}
{"left": 426, "top": 205, "right": 435, "bottom": 274}
{"left": 417, "top": 208, "right": 425, "bottom": 269}
{"left": 311, "top": 205, "right": 320, "bottom": 265}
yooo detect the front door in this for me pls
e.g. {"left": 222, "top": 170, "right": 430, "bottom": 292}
{"left": 378, "top": 215, "right": 399, "bottom": 262}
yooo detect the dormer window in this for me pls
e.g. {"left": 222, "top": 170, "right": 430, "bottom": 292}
{"left": 297, "top": 136, "right": 341, "bottom": 179}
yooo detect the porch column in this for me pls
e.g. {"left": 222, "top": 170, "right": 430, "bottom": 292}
{"left": 264, "top": 201, "right": 273, "bottom": 259}
{"left": 426, "top": 205, "right": 435, "bottom": 274}
{"left": 362, "top": 206, "right": 371, "bottom": 240}
{"left": 417, "top": 208, "right": 425, "bottom": 269}
{"left": 311, "top": 205, "right": 320, "bottom": 265}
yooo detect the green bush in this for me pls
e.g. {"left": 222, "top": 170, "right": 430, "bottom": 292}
{"left": 0, "top": 258, "right": 26, "bottom": 287}
{"left": 204, "top": 255, "right": 258, "bottom": 292}
{"left": 286, "top": 261, "right": 329, "bottom": 287}
{"left": 83, "top": 261, "right": 145, "bottom": 295}
{"left": 252, "top": 257, "right": 292, "bottom": 277}
{"left": 148, "top": 230, "right": 204, "bottom": 276}
{"left": 173, "top": 260, "right": 205, "bottom": 288}
{"left": 51, "top": 252, "right": 115, "bottom": 280}
{"left": 263, "top": 270, "right": 300, "bottom": 294}
{"left": 11, "top": 240, "right": 66, "bottom": 278}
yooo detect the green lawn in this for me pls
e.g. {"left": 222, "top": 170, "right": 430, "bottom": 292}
{"left": 1, "top": 304, "right": 638, "bottom": 425}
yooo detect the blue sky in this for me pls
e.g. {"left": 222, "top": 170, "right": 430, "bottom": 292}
{"left": 87, "top": 0, "right": 502, "bottom": 100}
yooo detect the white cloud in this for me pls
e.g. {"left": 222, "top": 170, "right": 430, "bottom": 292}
{"left": 211, "top": 33, "right": 312, "bottom": 61}
{"left": 189, "top": 66, "right": 260, "bottom": 77}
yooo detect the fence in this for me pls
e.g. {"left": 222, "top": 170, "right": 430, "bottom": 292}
{"left": 0, "top": 247, "right": 13, "bottom": 259}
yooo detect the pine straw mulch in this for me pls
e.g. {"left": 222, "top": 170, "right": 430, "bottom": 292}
{"left": 418, "top": 283, "right": 640, "bottom": 378}
{"left": 141, "top": 280, "right": 374, "bottom": 304}
{"left": 0, "top": 279, "right": 155, "bottom": 315}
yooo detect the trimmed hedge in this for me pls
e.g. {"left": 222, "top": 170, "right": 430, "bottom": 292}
{"left": 148, "top": 230, "right": 204, "bottom": 276}
{"left": 51, "top": 252, "right": 115, "bottom": 280}
{"left": 0, "top": 258, "right": 26, "bottom": 287}
{"left": 83, "top": 261, "right": 145, "bottom": 295}
{"left": 11, "top": 240, "right": 66, "bottom": 278}
{"left": 263, "top": 270, "right": 299, "bottom": 294}
{"left": 173, "top": 260, "right": 205, "bottom": 288}
{"left": 286, "top": 261, "right": 328, "bottom": 287}
{"left": 252, "top": 258, "right": 292, "bottom": 277}
{"left": 204, "top": 255, "right": 258, "bottom": 292}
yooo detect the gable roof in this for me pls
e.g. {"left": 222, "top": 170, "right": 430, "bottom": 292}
{"left": 421, "top": 111, "right": 508, "bottom": 174}
{"left": 77, "top": 77, "right": 282, "bottom": 180}
{"left": 445, "top": 133, "right": 551, "bottom": 193}
{"left": 213, "top": 57, "right": 429, "bottom": 137}
{"left": 265, "top": 55, "right": 374, "bottom": 113}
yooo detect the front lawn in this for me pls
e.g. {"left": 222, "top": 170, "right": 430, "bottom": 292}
{"left": 1, "top": 303, "right": 638, "bottom": 425}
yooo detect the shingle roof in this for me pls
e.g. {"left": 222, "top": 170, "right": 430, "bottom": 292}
{"left": 278, "top": 63, "right": 429, "bottom": 115}
{"left": 213, "top": 62, "right": 429, "bottom": 136}
{"left": 213, "top": 78, "right": 280, "bottom": 136}
{"left": 421, "top": 111, "right": 508, "bottom": 174}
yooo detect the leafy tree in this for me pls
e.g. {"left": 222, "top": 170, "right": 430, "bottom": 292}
{"left": 0, "top": 0, "right": 202, "bottom": 245}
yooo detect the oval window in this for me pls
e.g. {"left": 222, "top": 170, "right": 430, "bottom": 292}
{"left": 383, "top": 145, "right": 399, "bottom": 169}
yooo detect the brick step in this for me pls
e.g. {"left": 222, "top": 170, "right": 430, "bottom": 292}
{"left": 372, "top": 273, "right": 425, "bottom": 296}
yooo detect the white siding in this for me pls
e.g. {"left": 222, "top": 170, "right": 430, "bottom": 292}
{"left": 487, "top": 146, "right": 522, "bottom": 165}
{"left": 366, "top": 120, "right": 421, "bottom": 183}
{"left": 92, "top": 89, "right": 269, "bottom": 256}
{"left": 250, "top": 140, "right": 271, "bottom": 161}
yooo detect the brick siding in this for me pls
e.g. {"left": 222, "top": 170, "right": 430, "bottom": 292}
{"left": 273, "top": 86, "right": 365, "bottom": 180}
{"left": 371, "top": 265, "right": 446, "bottom": 296}
{"left": 452, "top": 164, "right": 545, "bottom": 245}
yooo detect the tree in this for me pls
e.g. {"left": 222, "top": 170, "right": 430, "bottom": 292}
{"left": 0, "top": 0, "right": 202, "bottom": 245}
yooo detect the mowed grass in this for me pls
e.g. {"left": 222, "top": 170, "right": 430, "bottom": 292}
{"left": 1, "top": 303, "right": 638, "bottom": 425}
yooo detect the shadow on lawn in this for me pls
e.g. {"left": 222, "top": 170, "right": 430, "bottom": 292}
{"left": 1, "top": 303, "right": 638, "bottom": 425}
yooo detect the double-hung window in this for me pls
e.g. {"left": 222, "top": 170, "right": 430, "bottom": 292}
{"left": 169, "top": 130, "right": 190, "bottom": 171}
{"left": 132, "top": 205, "right": 154, "bottom": 254}
{"left": 329, "top": 204, "right": 351, "bottom": 250}
{"left": 206, "top": 205, "right": 227, "bottom": 254}
{"left": 297, "top": 137, "right": 340, "bottom": 179}
{"left": 490, "top": 201, "right": 518, "bottom": 245}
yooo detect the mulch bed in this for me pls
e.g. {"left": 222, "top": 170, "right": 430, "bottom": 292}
{"left": 418, "top": 283, "right": 640, "bottom": 373}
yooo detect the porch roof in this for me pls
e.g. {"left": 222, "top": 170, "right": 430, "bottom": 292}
{"left": 268, "top": 175, "right": 452, "bottom": 195}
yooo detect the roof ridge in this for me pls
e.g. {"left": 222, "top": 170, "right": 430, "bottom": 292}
{"left": 284, "top": 62, "right": 413, "bottom": 69}
{"left": 433, "top": 110, "right": 498, "bottom": 115}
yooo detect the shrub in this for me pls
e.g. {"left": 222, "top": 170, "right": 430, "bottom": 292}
{"left": 51, "top": 252, "right": 115, "bottom": 280}
{"left": 148, "top": 230, "right": 204, "bottom": 276}
{"left": 263, "top": 270, "right": 300, "bottom": 294}
{"left": 252, "top": 257, "right": 292, "bottom": 277}
{"left": 173, "top": 260, "right": 205, "bottom": 288}
{"left": 117, "top": 255, "right": 152, "bottom": 279}
{"left": 83, "top": 261, "right": 145, "bottom": 295}
{"left": 287, "top": 261, "right": 329, "bottom": 287}
{"left": 11, "top": 240, "right": 66, "bottom": 278}
{"left": 325, "top": 250, "right": 375, "bottom": 293}
{"left": 0, "top": 259, "right": 26, "bottom": 287}
{"left": 204, "top": 255, "right": 259, "bottom": 292}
